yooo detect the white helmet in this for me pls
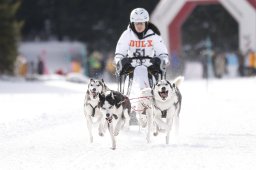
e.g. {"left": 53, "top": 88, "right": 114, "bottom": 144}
{"left": 130, "top": 8, "right": 149, "bottom": 23}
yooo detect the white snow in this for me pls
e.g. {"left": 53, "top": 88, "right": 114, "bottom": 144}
{"left": 1, "top": 77, "right": 256, "bottom": 170}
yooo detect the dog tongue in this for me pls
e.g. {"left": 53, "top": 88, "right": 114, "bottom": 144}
{"left": 160, "top": 91, "right": 168, "bottom": 98}
{"left": 92, "top": 92, "right": 97, "bottom": 98}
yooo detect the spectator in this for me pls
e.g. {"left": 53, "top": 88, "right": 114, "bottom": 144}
{"left": 89, "top": 51, "right": 103, "bottom": 78}
{"left": 213, "top": 52, "right": 227, "bottom": 78}
{"left": 237, "top": 50, "right": 245, "bottom": 77}
{"left": 245, "top": 49, "right": 256, "bottom": 76}
{"left": 105, "top": 52, "right": 116, "bottom": 81}
{"left": 37, "top": 56, "right": 44, "bottom": 75}
{"left": 71, "top": 59, "right": 81, "bottom": 73}
{"left": 15, "top": 54, "right": 28, "bottom": 77}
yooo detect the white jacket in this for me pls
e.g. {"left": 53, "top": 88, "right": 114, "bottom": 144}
{"left": 114, "top": 27, "right": 169, "bottom": 64}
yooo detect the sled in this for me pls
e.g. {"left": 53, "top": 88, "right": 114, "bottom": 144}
{"left": 116, "top": 56, "right": 166, "bottom": 96}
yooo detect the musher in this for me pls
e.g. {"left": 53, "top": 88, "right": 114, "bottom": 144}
{"left": 114, "top": 8, "right": 170, "bottom": 95}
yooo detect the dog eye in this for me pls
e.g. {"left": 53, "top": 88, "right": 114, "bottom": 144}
{"left": 96, "top": 84, "right": 100, "bottom": 86}
{"left": 109, "top": 106, "right": 113, "bottom": 109}
{"left": 157, "top": 84, "right": 161, "bottom": 86}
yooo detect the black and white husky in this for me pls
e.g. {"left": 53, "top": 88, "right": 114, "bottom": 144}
{"left": 84, "top": 78, "right": 109, "bottom": 143}
{"left": 99, "top": 90, "right": 131, "bottom": 150}
{"left": 152, "top": 76, "right": 183, "bottom": 144}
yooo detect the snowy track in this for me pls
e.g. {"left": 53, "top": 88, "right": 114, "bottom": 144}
{"left": 1, "top": 78, "right": 256, "bottom": 170}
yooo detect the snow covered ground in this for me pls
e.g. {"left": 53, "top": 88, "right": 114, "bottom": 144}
{"left": 0, "top": 77, "right": 256, "bottom": 170}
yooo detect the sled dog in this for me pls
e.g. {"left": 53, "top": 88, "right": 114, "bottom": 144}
{"left": 84, "top": 78, "right": 107, "bottom": 143}
{"left": 99, "top": 90, "right": 131, "bottom": 149}
{"left": 152, "top": 76, "right": 183, "bottom": 144}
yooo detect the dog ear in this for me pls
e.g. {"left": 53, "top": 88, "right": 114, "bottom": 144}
{"left": 87, "top": 83, "right": 90, "bottom": 91}
{"left": 166, "top": 80, "right": 174, "bottom": 89}
{"left": 101, "top": 79, "right": 110, "bottom": 92}
{"left": 111, "top": 91, "right": 114, "bottom": 99}
{"left": 99, "top": 79, "right": 103, "bottom": 86}
{"left": 98, "top": 80, "right": 104, "bottom": 93}
{"left": 166, "top": 80, "right": 171, "bottom": 85}
{"left": 153, "top": 81, "right": 157, "bottom": 89}
{"left": 86, "top": 89, "right": 90, "bottom": 95}
{"left": 112, "top": 91, "right": 124, "bottom": 108}
{"left": 113, "top": 114, "right": 118, "bottom": 119}
{"left": 151, "top": 89, "right": 154, "bottom": 96}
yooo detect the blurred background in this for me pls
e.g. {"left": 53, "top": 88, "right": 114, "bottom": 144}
{"left": 1, "top": 0, "right": 256, "bottom": 82}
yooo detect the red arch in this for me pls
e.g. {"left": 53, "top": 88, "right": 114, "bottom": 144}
{"left": 248, "top": 0, "right": 256, "bottom": 9}
{"left": 168, "top": 0, "right": 256, "bottom": 55}
{"left": 168, "top": 2, "right": 197, "bottom": 54}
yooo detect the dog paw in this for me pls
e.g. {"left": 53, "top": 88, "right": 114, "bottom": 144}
{"left": 114, "top": 131, "right": 119, "bottom": 136}
{"left": 153, "top": 132, "right": 158, "bottom": 136}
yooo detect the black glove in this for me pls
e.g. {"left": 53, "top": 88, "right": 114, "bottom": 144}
{"left": 150, "top": 57, "right": 161, "bottom": 66}
{"left": 150, "top": 56, "right": 168, "bottom": 72}
{"left": 117, "top": 58, "right": 134, "bottom": 75}
{"left": 148, "top": 57, "right": 161, "bottom": 73}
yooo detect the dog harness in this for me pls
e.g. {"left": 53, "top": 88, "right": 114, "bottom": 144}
{"left": 150, "top": 93, "right": 167, "bottom": 118}
{"left": 86, "top": 103, "right": 98, "bottom": 117}
{"left": 153, "top": 102, "right": 168, "bottom": 118}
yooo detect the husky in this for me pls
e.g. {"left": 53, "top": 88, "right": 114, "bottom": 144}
{"left": 84, "top": 78, "right": 108, "bottom": 143}
{"left": 152, "top": 76, "right": 183, "bottom": 144}
{"left": 99, "top": 90, "right": 131, "bottom": 150}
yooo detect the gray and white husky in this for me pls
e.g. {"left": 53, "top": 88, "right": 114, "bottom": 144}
{"left": 152, "top": 76, "right": 183, "bottom": 144}
{"left": 137, "top": 76, "right": 183, "bottom": 144}
{"left": 84, "top": 78, "right": 109, "bottom": 143}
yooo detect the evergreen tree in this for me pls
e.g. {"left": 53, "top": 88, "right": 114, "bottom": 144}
{"left": 0, "top": 0, "right": 22, "bottom": 74}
